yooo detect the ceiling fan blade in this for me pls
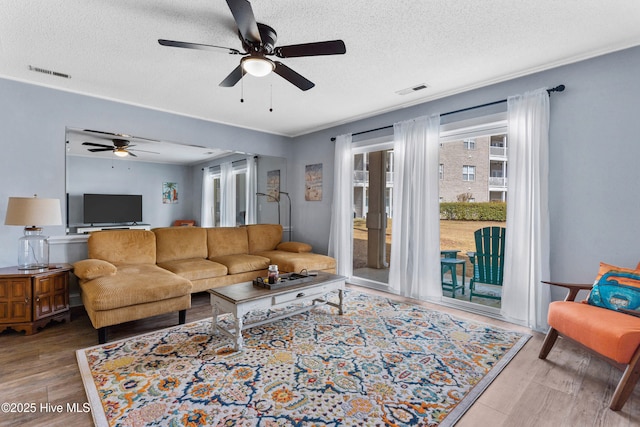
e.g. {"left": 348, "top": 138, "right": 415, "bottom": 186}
{"left": 273, "top": 62, "right": 315, "bottom": 91}
{"left": 83, "top": 129, "right": 126, "bottom": 137}
{"left": 88, "top": 148, "right": 114, "bottom": 152}
{"left": 127, "top": 151, "right": 138, "bottom": 157}
{"left": 225, "top": 0, "right": 261, "bottom": 44}
{"left": 82, "top": 142, "right": 113, "bottom": 149}
{"left": 82, "top": 129, "right": 161, "bottom": 143}
{"left": 129, "top": 149, "right": 160, "bottom": 154}
{"left": 219, "top": 65, "right": 244, "bottom": 87}
{"left": 158, "top": 39, "right": 241, "bottom": 55}
{"left": 275, "top": 40, "right": 346, "bottom": 58}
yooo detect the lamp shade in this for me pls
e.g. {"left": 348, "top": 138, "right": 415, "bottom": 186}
{"left": 5, "top": 196, "right": 62, "bottom": 226}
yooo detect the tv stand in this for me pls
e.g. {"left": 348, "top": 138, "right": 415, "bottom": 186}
{"left": 77, "top": 224, "right": 151, "bottom": 234}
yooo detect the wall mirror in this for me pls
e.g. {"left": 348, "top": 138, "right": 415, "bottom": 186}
{"left": 65, "top": 127, "right": 287, "bottom": 234}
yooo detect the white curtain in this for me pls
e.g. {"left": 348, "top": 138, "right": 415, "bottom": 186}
{"left": 246, "top": 156, "right": 258, "bottom": 224}
{"left": 389, "top": 114, "right": 441, "bottom": 299}
{"left": 328, "top": 133, "right": 353, "bottom": 277}
{"left": 201, "top": 168, "right": 214, "bottom": 227}
{"left": 501, "top": 88, "right": 551, "bottom": 331}
{"left": 220, "top": 162, "right": 234, "bottom": 227}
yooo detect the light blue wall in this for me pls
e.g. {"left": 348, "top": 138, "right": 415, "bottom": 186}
{"left": 0, "top": 78, "right": 290, "bottom": 267}
{"left": 290, "top": 46, "right": 640, "bottom": 291}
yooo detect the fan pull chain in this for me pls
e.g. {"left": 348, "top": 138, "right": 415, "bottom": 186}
{"left": 269, "top": 84, "right": 273, "bottom": 112}
{"left": 240, "top": 74, "right": 244, "bottom": 103}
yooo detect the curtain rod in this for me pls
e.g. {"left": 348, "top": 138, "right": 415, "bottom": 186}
{"left": 330, "top": 84, "right": 565, "bottom": 141}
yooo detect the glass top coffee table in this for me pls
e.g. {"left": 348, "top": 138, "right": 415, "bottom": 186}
{"left": 207, "top": 271, "right": 346, "bottom": 350}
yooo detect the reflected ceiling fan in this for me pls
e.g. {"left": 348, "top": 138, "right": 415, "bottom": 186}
{"left": 81, "top": 130, "right": 160, "bottom": 158}
{"left": 158, "top": 0, "right": 346, "bottom": 91}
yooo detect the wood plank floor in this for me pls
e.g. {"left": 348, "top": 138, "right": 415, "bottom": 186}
{"left": 1, "top": 286, "right": 639, "bottom": 427}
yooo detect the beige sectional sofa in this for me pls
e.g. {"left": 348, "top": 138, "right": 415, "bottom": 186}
{"left": 73, "top": 224, "right": 336, "bottom": 343}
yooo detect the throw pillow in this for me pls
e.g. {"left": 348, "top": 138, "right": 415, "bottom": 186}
{"left": 73, "top": 259, "right": 117, "bottom": 280}
{"left": 594, "top": 261, "right": 640, "bottom": 281}
{"left": 587, "top": 270, "right": 640, "bottom": 312}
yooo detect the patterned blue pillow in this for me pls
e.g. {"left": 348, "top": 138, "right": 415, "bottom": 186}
{"left": 587, "top": 271, "right": 640, "bottom": 312}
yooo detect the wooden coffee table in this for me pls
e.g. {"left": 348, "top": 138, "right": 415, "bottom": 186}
{"left": 207, "top": 272, "right": 346, "bottom": 350}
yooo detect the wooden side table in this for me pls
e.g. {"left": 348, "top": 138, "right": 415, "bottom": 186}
{"left": 0, "top": 264, "right": 72, "bottom": 335}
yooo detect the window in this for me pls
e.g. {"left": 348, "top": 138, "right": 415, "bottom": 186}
{"left": 212, "top": 172, "right": 221, "bottom": 226}
{"left": 202, "top": 158, "right": 254, "bottom": 227}
{"left": 233, "top": 165, "right": 247, "bottom": 226}
{"left": 463, "top": 165, "right": 476, "bottom": 181}
{"left": 464, "top": 138, "right": 476, "bottom": 150}
{"left": 439, "top": 164, "right": 444, "bottom": 180}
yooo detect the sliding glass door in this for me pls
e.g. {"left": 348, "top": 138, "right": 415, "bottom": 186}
{"left": 439, "top": 114, "right": 508, "bottom": 312}
{"left": 351, "top": 139, "right": 394, "bottom": 288}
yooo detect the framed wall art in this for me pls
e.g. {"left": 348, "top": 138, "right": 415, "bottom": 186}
{"left": 305, "top": 163, "right": 322, "bottom": 201}
{"left": 163, "top": 182, "right": 178, "bottom": 204}
{"left": 267, "top": 169, "right": 280, "bottom": 201}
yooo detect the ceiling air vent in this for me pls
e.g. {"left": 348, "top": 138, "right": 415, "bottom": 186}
{"left": 28, "top": 65, "right": 71, "bottom": 79}
{"left": 396, "top": 83, "right": 428, "bottom": 96}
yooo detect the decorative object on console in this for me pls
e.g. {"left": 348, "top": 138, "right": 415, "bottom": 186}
{"left": 4, "top": 195, "right": 62, "bottom": 269}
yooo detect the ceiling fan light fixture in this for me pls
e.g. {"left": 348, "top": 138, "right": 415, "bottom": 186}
{"left": 241, "top": 56, "right": 274, "bottom": 77}
{"left": 114, "top": 149, "right": 128, "bottom": 157}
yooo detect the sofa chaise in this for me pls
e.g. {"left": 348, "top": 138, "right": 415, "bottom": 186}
{"left": 73, "top": 224, "right": 336, "bottom": 343}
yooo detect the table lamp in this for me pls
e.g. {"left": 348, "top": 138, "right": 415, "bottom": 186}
{"left": 4, "top": 195, "right": 62, "bottom": 269}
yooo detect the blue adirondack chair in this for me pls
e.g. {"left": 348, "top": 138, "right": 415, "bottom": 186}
{"left": 467, "top": 226, "right": 506, "bottom": 302}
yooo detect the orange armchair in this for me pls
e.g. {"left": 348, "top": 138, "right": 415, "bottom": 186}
{"left": 539, "top": 281, "right": 640, "bottom": 411}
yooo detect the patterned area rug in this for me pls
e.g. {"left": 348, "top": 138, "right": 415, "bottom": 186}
{"left": 77, "top": 291, "right": 529, "bottom": 426}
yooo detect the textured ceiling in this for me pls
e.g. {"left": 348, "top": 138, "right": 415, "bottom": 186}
{"left": 2, "top": 0, "right": 640, "bottom": 137}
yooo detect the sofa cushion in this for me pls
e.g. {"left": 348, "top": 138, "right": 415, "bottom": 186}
{"left": 158, "top": 258, "right": 228, "bottom": 281}
{"left": 276, "top": 241, "right": 312, "bottom": 253}
{"left": 73, "top": 259, "right": 117, "bottom": 280}
{"left": 548, "top": 300, "right": 640, "bottom": 364}
{"left": 207, "top": 227, "right": 249, "bottom": 258}
{"left": 210, "top": 254, "right": 271, "bottom": 274}
{"left": 154, "top": 227, "right": 208, "bottom": 263}
{"left": 80, "top": 264, "right": 192, "bottom": 311}
{"left": 246, "top": 224, "right": 283, "bottom": 253}
{"left": 257, "top": 250, "right": 336, "bottom": 273}
{"left": 88, "top": 230, "right": 156, "bottom": 264}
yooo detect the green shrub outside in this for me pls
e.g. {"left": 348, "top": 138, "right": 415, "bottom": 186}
{"left": 440, "top": 202, "right": 506, "bottom": 221}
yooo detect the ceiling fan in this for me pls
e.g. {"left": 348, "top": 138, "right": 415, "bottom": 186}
{"left": 158, "top": 0, "right": 346, "bottom": 91}
{"left": 82, "top": 139, "right": 160, "bottom": 158}
{"left": 81, "top": 130, "right": 161, "bottom": 158}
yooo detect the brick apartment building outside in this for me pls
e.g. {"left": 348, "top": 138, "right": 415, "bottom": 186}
{"left": 439, "top": 134, "right": 508, "bottom": 203}
{"left": 352, "top": 132, "right": 507, "bottom": 219}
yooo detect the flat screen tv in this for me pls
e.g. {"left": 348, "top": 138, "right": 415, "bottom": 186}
{"left": 83, "top": 193, "right": 143, "bottom": 225}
